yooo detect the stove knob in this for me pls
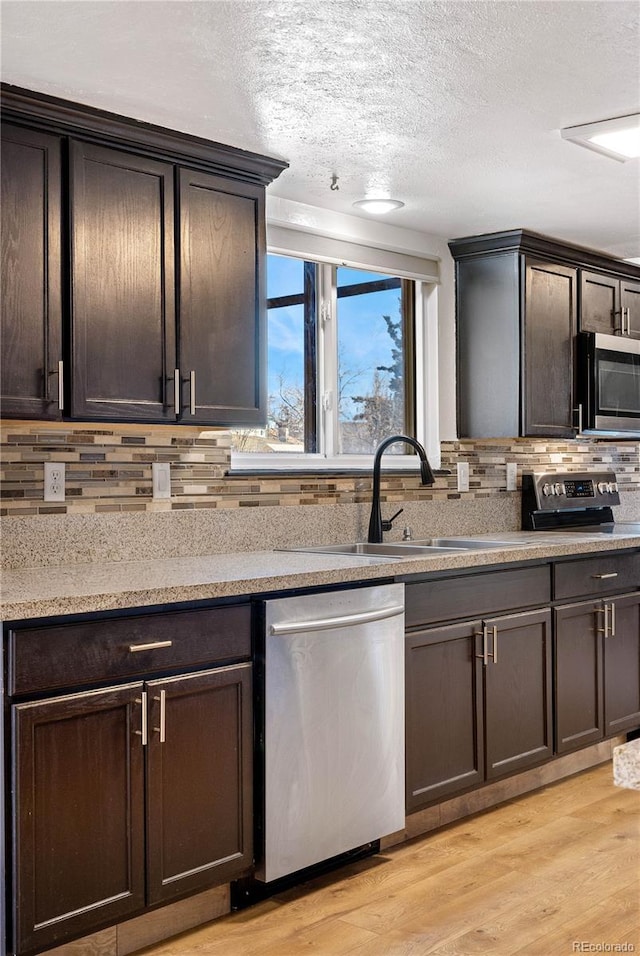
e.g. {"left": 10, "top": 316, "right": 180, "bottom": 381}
{"left": 554, "top": 482, "right": 565, "bottom": 496}
{"left": 542, "top": 482, "right": 553, "bottom": 496}
{"left": 610, "top": 481, "right": 619, "bottom": 493}
{"left": 598, "top": 482, "right": 608, "bottom": 494}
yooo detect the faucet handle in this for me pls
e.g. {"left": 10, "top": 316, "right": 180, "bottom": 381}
{"left": 381, "top": 508, "right": 404, "bottom": 532}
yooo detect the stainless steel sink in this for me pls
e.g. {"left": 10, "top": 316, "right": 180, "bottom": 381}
{"left": 281, "top": 542, "right": 468, "bottom": 558}
{"left": 411, "top": 537, "right": 534, "bottom": 549}
{"left": 281, "top": 536, "right": 536, "bottom": 559}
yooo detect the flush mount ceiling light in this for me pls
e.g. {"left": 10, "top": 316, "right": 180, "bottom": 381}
{"left": 352, "top": 198, "right": 405, "bottom": 215}
{"left": 561, "top": 113, "right": 640, "bottom": 162}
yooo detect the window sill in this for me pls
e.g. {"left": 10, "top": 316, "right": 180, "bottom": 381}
{"left": 226, "top": 468, "right": 451, "bottom": 479}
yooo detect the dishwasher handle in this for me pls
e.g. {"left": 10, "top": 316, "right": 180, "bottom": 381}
{"left": 269, "top": 603, "right": 404, "bottom": 636}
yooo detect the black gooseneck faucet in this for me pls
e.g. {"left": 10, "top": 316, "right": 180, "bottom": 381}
{"left": 367, "top": 435, "right": 435, "bottom": 543}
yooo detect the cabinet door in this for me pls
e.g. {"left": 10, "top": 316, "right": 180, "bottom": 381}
{"left": 580, "top": 270, "right": 619, "bottom": 334}
{"left": 406, "top": 621, "right": 484, "bottom": 810}
{"left": 70, "top": 141, "right": 176, "bottom": 421}
{"left": 1, "top": 123, "right": 63, "bottom": 419}
{"left": 483, "top": 608, "right": 553, "bottom": 779}
{"left": 178, "top": 168, "right": 266, "bottom": 425}
{"left": 524, "top": 260, "right": 577, "bottom": 437}
{"left": 12, "top": 684, "right": 145, "bottom": 954}
{"left": 621, "top": 278, "right": 640, "bottom": 336}
{"left": 604, "top": 592, "right": 640, "bottom": 735}
{"left": 554, "top": 600, "right": 604, "bottom": 754}
{"left": 146, "top": 663, "right": 253, "bottom": 904}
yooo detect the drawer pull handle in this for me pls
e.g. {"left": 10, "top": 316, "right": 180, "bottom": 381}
{"left": 129, "top": 640, "right": 173, "bottom": 653}
{"left": 592, "top": 572, "right": 618, "bottom": 580}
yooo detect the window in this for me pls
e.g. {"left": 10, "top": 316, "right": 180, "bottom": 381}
{"left": 231, "top": 250, "right": 439, "bottom": 469}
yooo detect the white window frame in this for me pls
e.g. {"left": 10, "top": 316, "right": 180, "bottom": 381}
{"left": 231, "top": 251, "right": 441, "bottom": 472}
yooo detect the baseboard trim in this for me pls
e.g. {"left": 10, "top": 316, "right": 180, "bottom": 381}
{"left": 383, "top": 736, "right": 625, "bottom": 849}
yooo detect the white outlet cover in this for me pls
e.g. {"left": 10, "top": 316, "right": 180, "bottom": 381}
{"left": 506, "top": 462, "right": 518, "bottom": 491}
{"left": 44, "top": 461, "right": 65, "bottom": 502}
{"left": 152, "top": 462, "right": 171, "bottom": 499}
{"left": 457, "top": 461, "right": 469, "bottom": 493}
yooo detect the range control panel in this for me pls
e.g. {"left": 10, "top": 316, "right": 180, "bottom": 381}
{"left": 523, "top": 470, "right": 620, "bottom": 512}
{"left": 521, "top": 470, "right": 620, "bottom": 531}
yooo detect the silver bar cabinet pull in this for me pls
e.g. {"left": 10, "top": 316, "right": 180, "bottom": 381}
{"left": 174, "top": 368, "right": 181, "bottom": 415}
{"left": 154, "top": 690, "right": 166, "bottom": 743}
{"left": 491, "top": 625, "right": 498, "bottom": 663}
{"left": 135, "top": 691, "right": 148, "bottom": 746}
{"left": 609, "top": 602, "right": 616, "bottom": 638}
{"left": 129, "top": 640, "right": 173, "bottom": 653}
{"left": 592, "top": 572, "right": 618, "bottom": 580}
{"left": 190, "top": 370, "right": 196, "bottom": 415}
{"left": 476, "top": 625, "right": 489, "bottom": 666}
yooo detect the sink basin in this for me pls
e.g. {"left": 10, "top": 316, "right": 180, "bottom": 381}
{"left": 410, "top": 537, "right": 535, "bottom": 549}
{"left": 281, "top": 542, "right": 468, "bottom": 558}
{"left": 281, "top": 536, "right": 536, "bottom": 559}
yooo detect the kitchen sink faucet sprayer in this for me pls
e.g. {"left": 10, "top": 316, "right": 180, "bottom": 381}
{"left": 368, "top": 435, "right": 435, "bottom": 544}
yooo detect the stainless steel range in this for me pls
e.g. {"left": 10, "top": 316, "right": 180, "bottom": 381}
{"left": 521, "top": 470, "right": 621, "bottom": 532}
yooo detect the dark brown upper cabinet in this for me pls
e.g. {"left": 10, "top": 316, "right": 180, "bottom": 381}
{"left": 0, "top": 84, "right": 286, "bottom": 426}
{"left": 1, "top": 122, "right": 63, "bottom": 419}
{"left": 449, "top": 230, "right": 640, "bottom": 439}
{"left": 580, "top": 270, "right": 640, "bottom": 337}
{"left": 70, "top": 142, "right": 176, "bottom": 421}
{"left": 178, "top": 168, "right": 265, "bottom": 425}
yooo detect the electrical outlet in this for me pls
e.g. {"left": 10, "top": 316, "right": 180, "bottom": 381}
{"left": 457, "top": 461, "right": 469, "bottom": 493}
{"left": 44, "top": 462, "right": 65, "bottom": 502}
{"left": 152, "top": 462, "right": 171, "bottom": 499}
{"left": 506, "top": 462, "right": 518, "bottom": 491}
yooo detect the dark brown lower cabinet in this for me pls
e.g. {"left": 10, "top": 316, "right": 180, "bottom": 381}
{"left": 554, "top": 592, "right": 640, "bottom": 754}
{"left": 406, "top": 622, "right": 484, "bottom": 811}
{"left": 604, "top": 592, "right": 640, "bottom": 735}
{"left": 146, "top": 666, "right": 253, "bottom": 904}
{"left": 13, "top": 683, "right": 146, "bottom": 955}
{"left": 12, "top": 664, "right": 252, "bottom": 955}
{"left": 406, "top": 608, "right": 553, "bottom": 811}
{"left": 554, "top": 599, "right": 604, "bottom": 753}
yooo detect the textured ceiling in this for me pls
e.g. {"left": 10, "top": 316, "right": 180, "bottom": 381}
{"left": 2, "top": 0, "right": 639, "bottom": 258}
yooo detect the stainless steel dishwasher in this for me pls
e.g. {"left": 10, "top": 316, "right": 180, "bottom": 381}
{"left": 257, "top": 582, "right": 405, "bottom": 883}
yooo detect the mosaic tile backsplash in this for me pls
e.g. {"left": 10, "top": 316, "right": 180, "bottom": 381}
{"left": 1, "top": 421, "right": 638, "bottom": 517}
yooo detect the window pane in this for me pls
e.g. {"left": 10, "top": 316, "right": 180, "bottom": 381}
{"left": 336, "top": 267, "right": 405, "bottom": 454}
{"left": 230, "top": 254, "right": 307, "bottom": 453}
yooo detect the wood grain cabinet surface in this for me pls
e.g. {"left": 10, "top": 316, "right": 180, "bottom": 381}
{"left": 405, "top": 567, "right": 553, "bottom": 811}
{"left": 580, "top": 270, "right": 640, "bottom": 336}
{"left": 7, "top": 604, "right": 253, "bottom": 956}
{"left": 1, "top": 122, "right": 63, "bottom": 419}
{"left": 0, "top": 85, "right": 286, "bottom": 426}
{"left": 405, "top": 551, "right": 640, "bottom": 813}
{"left": 449, "top": 230, "right": 640, "bottom": 438}
{"left": 554, "top": 591, "right": 640, "bottom": 754}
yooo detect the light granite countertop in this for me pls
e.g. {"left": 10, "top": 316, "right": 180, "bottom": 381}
{"left": 2, "top": 528, "right": 640, "bottom": 622}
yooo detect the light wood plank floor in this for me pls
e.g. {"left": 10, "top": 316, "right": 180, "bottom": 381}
{"left": 136, "top": 763, "right": 639, "bottom": 956}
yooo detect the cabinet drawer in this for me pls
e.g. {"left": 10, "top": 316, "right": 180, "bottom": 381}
{"left": 405, "top": 565, "right": 550, "bottom": 629}
{"left": 553, "top": 552, "right": 640, "bottom": 601}
{"left": 9, "top": 604, "right": 251, "bottom": 696}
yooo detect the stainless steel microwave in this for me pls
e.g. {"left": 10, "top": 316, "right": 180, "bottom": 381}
{"left": 577, "top": 332, "right": 640, "bottom": 437}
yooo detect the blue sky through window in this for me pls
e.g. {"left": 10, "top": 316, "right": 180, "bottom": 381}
{"left": 267, "top": 257, "right": 402, "bottom": 423}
